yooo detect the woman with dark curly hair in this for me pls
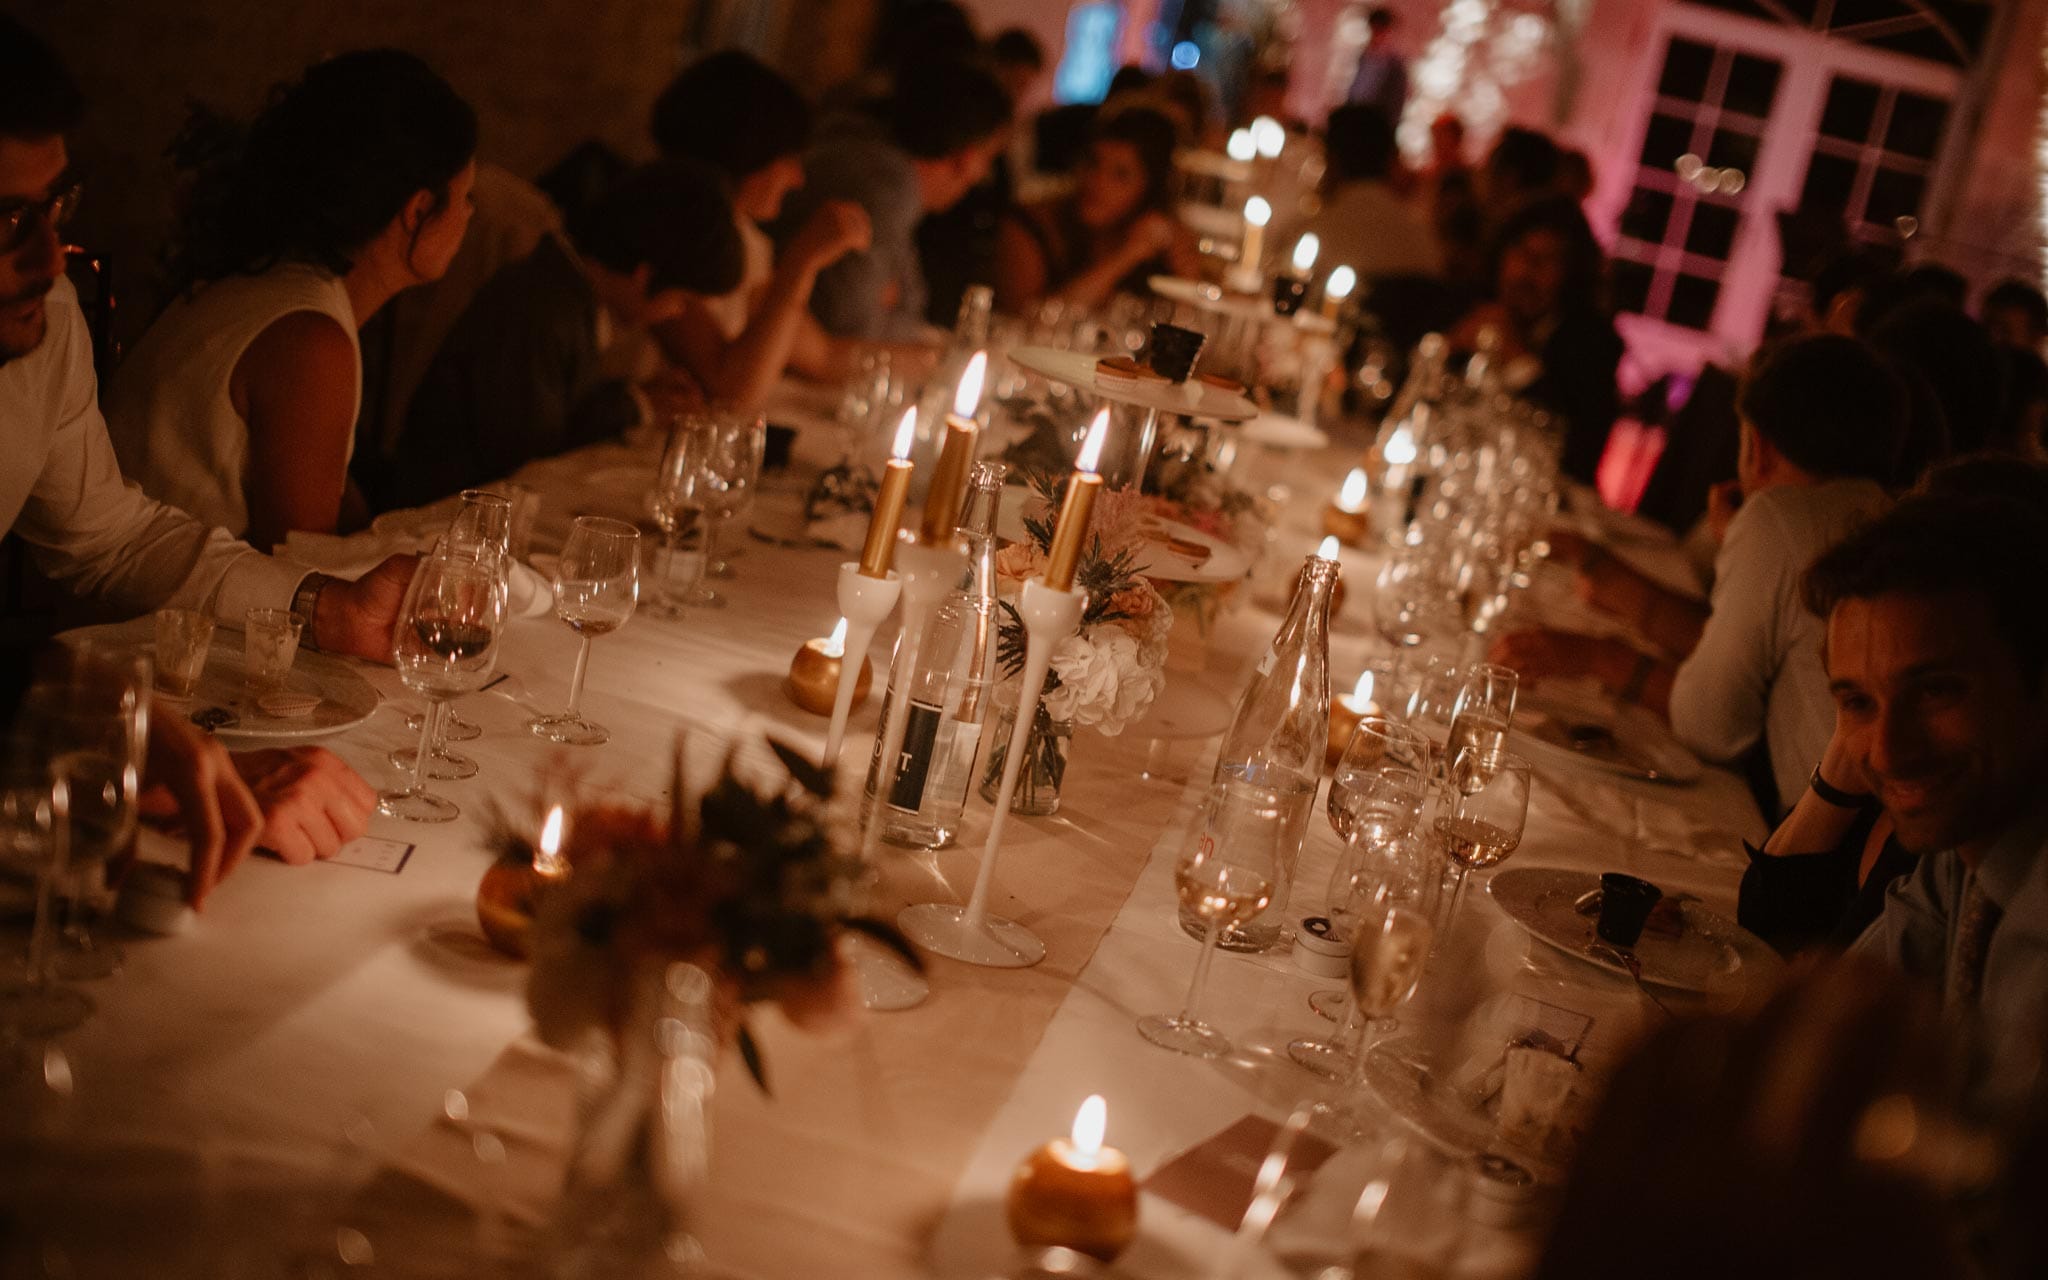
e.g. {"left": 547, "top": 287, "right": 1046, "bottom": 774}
{"left": 108, "top": 49, "right": 477, "bottom": 544}
{"left": 991, "top": 105, "right": 1199, "bottom": 316}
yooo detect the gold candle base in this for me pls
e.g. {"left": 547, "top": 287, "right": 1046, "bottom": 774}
{"left": 1006, "top": 1141, "right": 1139, "bottom": 1263}
{"left": 1321, "top": 503, "right": 1371, "bottom": 548}
{"left": 787, "top": 638, "right": 872, "bottom": 716}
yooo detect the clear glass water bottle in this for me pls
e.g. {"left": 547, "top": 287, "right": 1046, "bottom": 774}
{"left": 1183, "top": 552, "right": 1338, "bottom": 951}
{"left": 865, "top": 461, "right": 1006, "bottom": 847}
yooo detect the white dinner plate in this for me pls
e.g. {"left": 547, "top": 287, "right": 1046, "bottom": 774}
{"left": 1133, "top": 517, "right": 1251, "bottom": 584}
{"left": 1007, "top": 345, "right": 1259, "bottom": 423}
{"left": 1222, "top": 412, "right": 1329, "bottom": 450}
{"left": 66, "top": 620, "right": 380, "bottom": 746}
{"left": 1488, "top": 866, "right": 1779, "bottom": 994}
{"left": 1511, "top": 685, "right": 1704, "bottom": 785}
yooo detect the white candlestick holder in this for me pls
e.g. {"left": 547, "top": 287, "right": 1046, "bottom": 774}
{"left": 821, "top": 562, "right": 901, "bottom": 773}
{"left": 898, "top": 576, "right": 1085, "bottom": 968}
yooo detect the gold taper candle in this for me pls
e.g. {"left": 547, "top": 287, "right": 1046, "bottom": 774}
{"left": 1239, "top": 195, "right": 1272, "bottom": 283}
{"left": 918, "top": 350, "right": 987, "bottom": 542}
{"left": 1044, "top": 409, "right": 1111, "bottom": 592}
{"left": 860, "top": 407, "right": 918, "bottom": 576}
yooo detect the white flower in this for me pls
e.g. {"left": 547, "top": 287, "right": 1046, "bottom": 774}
{"left": 1043, "top": 625, "right": 1166, "bottom": 736}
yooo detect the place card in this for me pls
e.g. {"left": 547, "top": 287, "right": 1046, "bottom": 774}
{"left": 1143, "top": 1115, "right": 1337, "bottom": 1229}
{"left": 328, "top": 836, "right": 415, "bottom": 874}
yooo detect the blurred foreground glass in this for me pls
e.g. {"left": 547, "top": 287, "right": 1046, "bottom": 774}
{"left": 243, "top": 607, "right": 302, "bottom": 693}
{"left": 0, "top": 739, "right": 94, "bottom": 1035}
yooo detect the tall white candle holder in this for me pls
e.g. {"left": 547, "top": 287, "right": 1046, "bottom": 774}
{"left": 897, "top": 576, "right": 1085, "bottom": 968}
{"left": 821, "top": 562, "right": 901, "bottom": 773}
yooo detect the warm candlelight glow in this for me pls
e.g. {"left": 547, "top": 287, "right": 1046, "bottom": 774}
{"left": 1244, "top": 195, "right": 1273, "bottom": 227}
{"left": 1252, "top": 115, "right": 1285, "bottom": 159}
{"left": 1071, "top": 1095, "right": 1107, "bottom": 1166}
{"left": 890, "top": 405, "right": 916, "bottom": 459}
{"left": 1327, "top": 264, "right": 1358, "bottom": 301}
{"left": 1044, "top": 414, "right": 1109, "bottom": 592}
{"left": 1226, "top": 128, "right": 1255, "bottom": 162}
{"left": 535, "top": 805, "right": 566, "bottom": 879}
{"left": 1349, "top": 669, "right": 1376, "bottom": 709}
{"left": 1317, "top": 535, "right": 1341, "bottom": 561}
{"left": 860, "top": 409, "right": 919, "bottom": 576}
{"left": 823, "top": 617, "right": 848, "bottom": 659}
{"left": 1291, "top": 232, "right": 1320, "bottom": 275}
{"left": 1383, "top": 424, "right": 1418, "bottom": 466}
{"left": 1338, "top": 468, "right": 1368, "bottom": 511}
{"left": 952, "top": 351, "right": 988, "bottom": 420}
{"left": 1076, "top": 409, "right": 1109, "bottom": 473}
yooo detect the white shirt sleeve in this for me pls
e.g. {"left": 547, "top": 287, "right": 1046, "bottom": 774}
{"left": 12, "top": 282, "right": 304, "bottom": 623}
{"left": 1666, "top": 495, "right": 1784, "bottom": 764}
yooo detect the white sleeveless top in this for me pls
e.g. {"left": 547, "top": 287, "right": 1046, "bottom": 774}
{"left": 106, "top": 263, "right": 359, "bottom": 538}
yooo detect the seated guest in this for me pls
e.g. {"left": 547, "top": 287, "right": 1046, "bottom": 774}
{"left": 773, "top": 57, "right": 1011, "bottom": 341}
{"left": 1450, "top": 194, "right": 1622, "bottom": 482}
{"left": 390, "top": 161, "right": 743, "bottom": 506}
{"left": 106, "top": 50, "right": 478, "bottom": 547}
{"left": 2, "top": 18, "right": 398, "bottom": 903}
{"left": 1297, "top": 104, "right": 1440, "bottom": 284}
{"left": 1866, "top": 297, "right": 2003, "bottom": 460}
{"left": 1034, "top": 65, "right": 1153, "bottom": 176}
{"left": 1982, "top": 276, "right": 2048, "bottom": 352}
{"left": 991, "top": 105, "right": 1198, "bottom": 316}
{"left": 1493, "top": 335, "right": 1903, "bottom": 815}
{"left": 1814, "top": 493, "right": 2048, "bottom": 1121}
{"left": 646, "top": 51, "right": 874, "bottom": 411}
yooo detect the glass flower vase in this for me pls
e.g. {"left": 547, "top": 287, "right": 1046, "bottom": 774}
{"left": 979, "top": 703, "right": 1073, "bottom": 817}
{"left": 546, "top": 961, "right": 718, "bottom": 1279}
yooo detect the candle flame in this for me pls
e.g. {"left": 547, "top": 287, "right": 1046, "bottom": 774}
{"left": 1252, "top": 116, "right": 1285, "bottom": 159}
{"left": 1226, "top": 128, "right": 1255, "bottom": 162}
{"left": 1383, "top": 424, "right": 1418, "bottom": 466}
{"left": 1317, "top": 535, "right": 1341, "bottom": 561}
{"left": 1077, "top": 409, "right": 1110, "bottom": 474}
{"left": 890, "top": 406, "right": 916, "bottom": 460}
{"left": 1244, "top": 195, "right": 1272, "bottom": 228}
{"left": 1072, "top": 1095, "right": 1106, "bottom": 1158}
{"left": 1351, "top": 669, "right": 1376, "bottom": 707}
{"left": 539, "top": 805, "right": 564, "bottom": 858}
{"left": 1339, "top": 468, "right": 1368, "bottom": 510}
{"left": 952, "top": 351, "right": 988, "bottom": 419}
{"left": 1292, "top": 233, "right": 1320, "bottom": 274}
{"left": 824, "top": 617, "right": 848, "bottom": 658}
{"left": 1327, "top": 264, "right": 1358, "bottom": 300}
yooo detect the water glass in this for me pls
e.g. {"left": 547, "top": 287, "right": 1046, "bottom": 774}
{"left": 244, "top": 607, "right": 303, "bottom": 693}
{"left": 530, "top": 516, "right": 640, "bottom": 746}
{"left": 153, "top": 607, "right": 214, "bottom": 698}
{"left": 380, "top": 548, "right": 507, "bottom": 822}
{"left": 1289, "top": 819, "right": 1437, "bottom": 1078}
{"left": 646, "top": 416, "right": 712, "bottom": 620}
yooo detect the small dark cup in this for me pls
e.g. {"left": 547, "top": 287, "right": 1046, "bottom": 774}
{"left": 1146, "top": 322, "right": 1208, "bottom": 383}
{"left": 1595, "top": 873, "right": 1663, "bottom": 948}
{"left": 1271, "top": 274, "right": 1309, "bottom": 318}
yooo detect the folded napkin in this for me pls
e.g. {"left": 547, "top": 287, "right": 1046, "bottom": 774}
{"left": 280, "top": 530, "right": 554, "bottom": 620}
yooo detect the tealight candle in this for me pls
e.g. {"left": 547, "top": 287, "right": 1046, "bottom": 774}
{"left": 1327, "top": 669, "right": 1382, "bottom": 768}
{"left": 1322, "top": 264, "right": 1357, "bottom": 320}
{"left": 918, "top": 352, "right": 986, "bottom": 543}
{"left": 1043, "top": 410, "right": 1110, "bottom": 593}
{"left": 535, "top": 804, "right": 567, "bottom": 881}
{"left": 860, "top": 408, "right": 917, "bottom": 577}
{"left": 1321, "top": 467, "right": 1372, "bottom": 546}
{"left": 787, "top": 617, "right": 872, "bottom": 716}
{"left": 1007, "top": 1095, "right": 1138, "bottom": 1262}
{"left": 476, "top": 803, "right": 568, "bottom": 959}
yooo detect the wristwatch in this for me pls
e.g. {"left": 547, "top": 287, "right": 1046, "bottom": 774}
{"left": 1808, "top": 765, "right": 1875, "bottom": 810}
{"left": 292, "top": 573, "right": 329, "bottom": 651}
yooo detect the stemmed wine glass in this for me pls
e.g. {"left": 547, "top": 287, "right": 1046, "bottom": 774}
{"left": 1138, "top": 777, "right": 1286, "bottom": 1058}
{"left": 1372, "top": 541, "right": 1453, "bottom": 689}
{"left": 402, "top": 489, "right": 513, "bottom": 756}
{"left": 687, "top": 414, "right": 765, "bottom": 601}
{"left": 1311, "top": 717, "right": 1431, "bottom": 1022}
{"left": 1445, "top": 663, "right": 1518, "bottom": 790}
{"left": 1289, "top": 818, "right": 1437, "bottom": 1079}
{"left": 380, "top": 548, "right": 508, "bottom": 822}
{"left": 644, "top": 417, "right": 711, "bottom": 620}
{"left": 529, "top": 516, "right": 639, "bottom": 745}
{"left": 0, "top": 735, "right": 95, "bottom": 1035}
{"left": 1430, "top": 747, "right": 1531, "bottom": 944}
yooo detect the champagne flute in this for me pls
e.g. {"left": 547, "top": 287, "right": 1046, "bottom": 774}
{"left": 1290, "top": 820, "right": 1436, "bottom": 1078}
{"left": 379, "top": 549, "right": 507, "bottom": 822}
{"left": 1444, "top": 663, "right": 1518, "bottom": 795}
{"left": 404, "top": 489, "right": 513, "bottom": 749}
{"left": 0, "top": 736, "right": 95, "bottom": 1035}
{"left": 530, "top": 516, "right": 640, "bottom": 746}
{"left": 1138, "top": 778, "right": 1285, "bottom": 1058}
{"left": 1314, "top": 717, "right": 1430, "bottom": 1021}
{"left": 644, "top": 416, "right": 711, "bottom": 620}
{"left": 1430, "top": 748, "right": 1531, "bottom": 944}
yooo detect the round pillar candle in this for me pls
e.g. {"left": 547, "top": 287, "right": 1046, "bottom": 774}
{"left": 477, "top": 804, "right": 569, "bottom": 959}
{"left": 787, "top": 619, "right": 872, "bottom": 716}
{"left": 1006, "top": 1096, "right": 1138, "bottom": 1262}
{"left": 1320, "top": 468, "right": 1372, "bottom": 547}
{"left": 1326, "top": 670, "right": 1383, "bottom": 768}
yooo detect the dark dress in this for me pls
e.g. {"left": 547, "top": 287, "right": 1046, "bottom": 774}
{"left": 1737, "top": 806, "right": 1917, "bottom": 955}
{"left": 388, "top": 236, "right": 641, "bottom": 508}
{"left": 1530, "top": 308, "right": 1625, "bottom": 486}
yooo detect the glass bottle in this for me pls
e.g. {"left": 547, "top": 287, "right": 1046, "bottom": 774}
{"left": 1183, "top": 552, "right": 1337, "bottom": 952}
{"left": 865, "top": 461, "right": 1006, "bottom": 848}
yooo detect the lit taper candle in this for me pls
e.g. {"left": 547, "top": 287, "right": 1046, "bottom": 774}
{"left": 1239, "top": 196, "right": 1272, "bottom": 282}
{"left": 1290, "top": 232, "right": 1320, "bottom": 277}
{"left": 1322, "top": 264, "right": 1358, "bottom": 320}
{"left": 918, "top": 351, "right": 986, "bottom": 542}
{"left": 859, "top": 407, "right": 918, "bottom": 577}
{"left": 1044, "top": 409, "right": 1110, "bottom": 593}
{"left": 1226, "top": 128, "right": 1255, "bottom": 163}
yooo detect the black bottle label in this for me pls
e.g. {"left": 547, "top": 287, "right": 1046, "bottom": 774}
{"left": 885, "top": 698, "right": 944, "bottom": 813}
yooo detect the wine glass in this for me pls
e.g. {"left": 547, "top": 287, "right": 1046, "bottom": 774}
{"left": 1445, "top": 663, "right": 1518, "bottom": 794}
{"left": 403, "top": 489, "right": 513, "bottom": 751}
{"left": 380, "top": 549, "right": 507, "bottom": 822}
{"left": 0, "top": 735, "right": 94, "bottom": 1036}
{"left": 530, "top": 516, "right": 640, "bottom": 745}
{"left": 644, "top": 416, "right": 711, "bottom": 620}
{"left": 1138, "top": 778, "right": 1286, "bottom": 1058}
{"left": 1313, "top": 717, "right": 1431, "bottom": 1021}
{"left": 692, "top": 414, "right": 766, "bottom": 595}
{"left": 1430, "top": 747, "right": 1531, "bottom": 944}
{"left": 1372, "top": 541, "right": 1452, "bottom": 689}
{"left": 1289, "top": 819, "right": 1437, "bottom": 1078}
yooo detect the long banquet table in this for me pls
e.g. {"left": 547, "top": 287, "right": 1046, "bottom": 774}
{"left": 1, "top": 387, "right": 1768, "bottom": 1279}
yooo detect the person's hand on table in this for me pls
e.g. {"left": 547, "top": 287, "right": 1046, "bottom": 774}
{"left": 140, "top": 709, "right": 263, "bottom": 909}
{"left": 310, "top": 554, "right": 418, "bottom": 664}
{"left": 1576, "top": 551, "right": 1655, "bottom": 627}
{"left": 642, "top": 367, "right": 709, "bottom": 419}
{"left": 1706, "top": 479, "right": 1743, "bottom": 545}
{"left": 231, "top": 747, "right": 376, "bottom": 865}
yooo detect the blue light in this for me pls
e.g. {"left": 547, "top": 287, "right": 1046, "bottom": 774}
{"left": 1170, "top": 40, "right": 1201, "bottom": 70}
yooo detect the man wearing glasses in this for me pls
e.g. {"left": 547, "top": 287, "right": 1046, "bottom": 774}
{"left": 1, "top": 19, "right": 397, "bottom": 906}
